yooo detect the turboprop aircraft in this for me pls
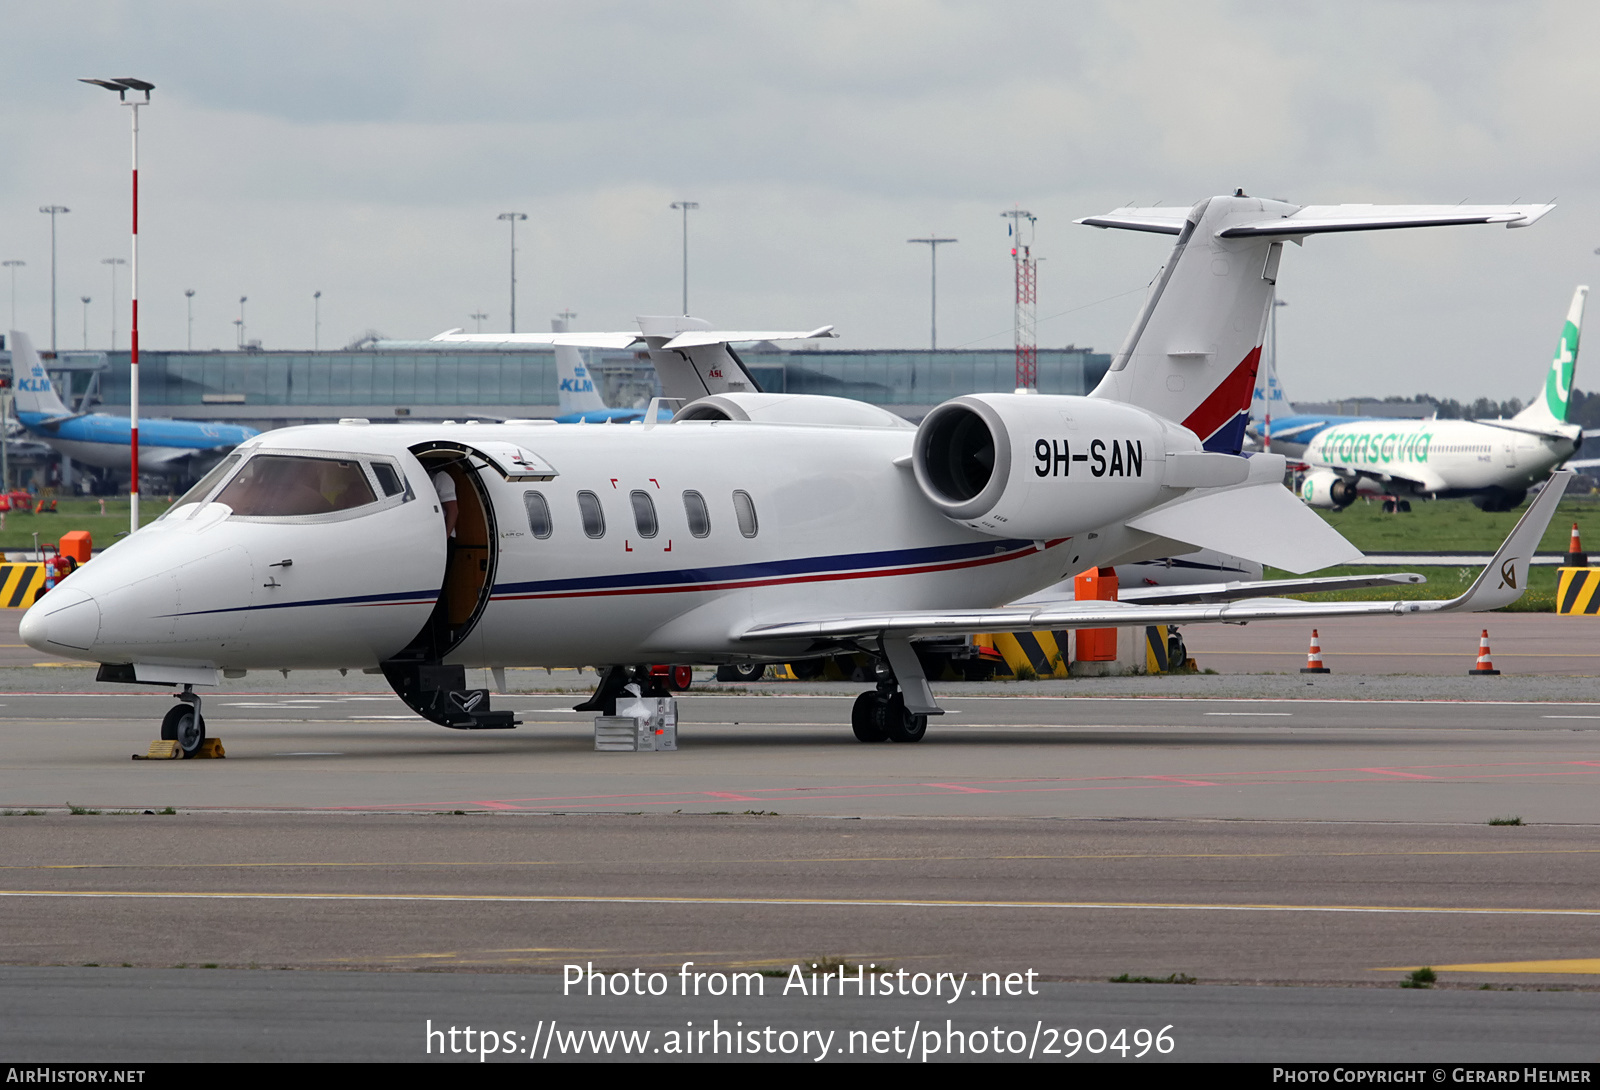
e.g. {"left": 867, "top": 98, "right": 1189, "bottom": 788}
{"left": 19, "top": 194, "right": 1567, "bottom": 756}
{"left": 7, "top": 330, "right": 257, "bottom": 481}
{"left": 1298, "top": 285, "right": 1587, "bottom": 512}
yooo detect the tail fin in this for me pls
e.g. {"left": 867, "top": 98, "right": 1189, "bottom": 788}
{"left": 1081, "top": 197, "right": 1554, "bottom": 453}
{"left": 1514, "top": 285, "right": 1586, "bottom": 430}
{"left": 551, "top": 316, "right": 610, "bottom": 415}
{"left": 8, "top": 331, "right": 72, "bottom": 417}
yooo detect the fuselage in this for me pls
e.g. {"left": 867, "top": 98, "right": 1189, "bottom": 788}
{"left": 16, "top": 411, "right": 258, "bottom": 474}
{"left": 1304, "top": 417, "right": 1576, "bottom": 498}
{"left": 21, "top": 416, "right": 1096, "bottom": 673}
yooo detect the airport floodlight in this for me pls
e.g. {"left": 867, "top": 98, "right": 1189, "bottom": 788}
{"left": 670, "top": 202, "right": 699, "bottom": 315}
{"left": 38, "top": 207, "right": 69, "bottom": 351}
{"left": 82, "top": 75, "right": 151, "bottom": 533}
{"left": 185, "top": 289, "right": 195, "bottom": 350}
{"left": 3, "top": 261, "right": 23, "bottom": 330}
{"left": 498, "top": 212, "right": 528, "bottom": 333}
{"left": 102, "top": 258, "right": 126, "bottom": 350}
{"left": 907, "top": 237, "right": 957, "bottom": 350}
{"left": 314, "top": 290, "right": 322, "bottom": 351}
{"left": 238, "top": 296, "right": 247, "bottom": 348}
{"left": 470, "top": 311, "right": 488, "bottom": 333}
{"left": 80, "top": 296, "right": 91, "bottom": 350}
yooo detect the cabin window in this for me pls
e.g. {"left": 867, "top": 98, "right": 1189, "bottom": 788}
{"left": 732, "top": 490, "right": 759, "bottom": 538}
{"left": 372, "top": 462, "right": 407, "bottom": 497}
{"left": 216, "top": 454, "right": 377, "bottom": 517}
{"left": 630, "top": 491, "right": 659, "bottom": 538}
{"left": 524, "top": 491, "right": 553, "bottom": 539}
{"left": 683, "top": 491, "right": 711, "bottom": 538}
{"left": 577, "top": 490, "right": 606, "bottom": 538}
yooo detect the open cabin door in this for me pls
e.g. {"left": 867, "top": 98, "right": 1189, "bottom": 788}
{"left": 379, "top": 439, "right": 557, "bottom": 729}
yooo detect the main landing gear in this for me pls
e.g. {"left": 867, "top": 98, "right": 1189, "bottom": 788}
{"left": 851, "top": 687, "right": 927, "bottom": 744}
{"left": 160, "top": 687, "right": 206, "bottom": 758}
{"left": 849, "top": 637, "right": 942, "bottom": 745}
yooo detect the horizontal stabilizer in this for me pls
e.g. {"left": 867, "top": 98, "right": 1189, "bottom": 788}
{"left": 1127, "top": 479, "right": 1361, "bottom": 574}
{"left": 1078, "top": 203, "right": 1556, "bottom": 238}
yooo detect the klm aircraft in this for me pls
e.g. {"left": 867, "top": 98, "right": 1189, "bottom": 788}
{"left": 8, "top": 330, "right": 257, "bottom": 483}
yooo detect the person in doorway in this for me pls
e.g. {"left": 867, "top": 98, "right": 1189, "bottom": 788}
{"left": 431, "top": 469, "right": 458, "bottom": 538}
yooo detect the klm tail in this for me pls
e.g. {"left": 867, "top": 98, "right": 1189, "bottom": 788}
{"left": 7, "top": 331, "right": 73, "bottom": 417}
{"left": 551, "top": 316, "right": 610, "bottom": 416}
{"left": 1513, "top": 286, "right": 1586, "bottom": 431}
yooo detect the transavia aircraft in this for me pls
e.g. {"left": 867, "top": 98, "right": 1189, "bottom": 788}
{"left": 1298, "top": 286, "right": 1587, "bottom": 512}
{"left": 20, "top": 195, "right": 1570, "bottom": 756}
{"left": 7, "top": 330, "right": 258, "bottom": 480}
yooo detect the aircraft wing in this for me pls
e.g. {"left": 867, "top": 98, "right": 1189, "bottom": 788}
{"left": 425, "top": 325, "right": 835, "bottom": 351}
{"left": 1113, "top": 572, "right": 1425, "bottom": 605}
{"left": 740, "top": 471, "right": 1570, "bottom": 644}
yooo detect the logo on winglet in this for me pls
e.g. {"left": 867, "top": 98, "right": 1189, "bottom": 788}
{"left": 1499, "top": 558, "right": 1519, "bottom": 590}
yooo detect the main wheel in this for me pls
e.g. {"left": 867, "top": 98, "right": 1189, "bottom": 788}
{"left": 883, "top": 693, "right": 927, "bottom": 744}
{"left": 851, "top": 691, "right": 889, "bottom": 743}
{"left": 160, "top": 704, "right": 206, "bottom": 758}
{"left": 666, "top": 665, "right": 693, "bottom": 691}
{"left": 716, "top": 663, "right": 765, "bottom": 682}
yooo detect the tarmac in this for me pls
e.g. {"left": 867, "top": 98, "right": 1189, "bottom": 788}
{"left": 1, "top": 607, "right": 1598, "bottom": 1062}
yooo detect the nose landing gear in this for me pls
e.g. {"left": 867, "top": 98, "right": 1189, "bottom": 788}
{"left": 160, "top": 688, "right": 206, "bottom": 759}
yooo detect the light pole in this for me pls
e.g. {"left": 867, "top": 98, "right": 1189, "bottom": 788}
{"left": 80, "top": 296, "right": 91, "bottom": 349}
{"left": 102, "top": 258, "right": 126, "bottom": 350}
{"left": 236, "top": 296, "right": 247, "bottom": 348}
{"left": 497, "top": 212, "right": 527, "bottom": 332}
{"left": 2, "top": 261, "right": 22, "bottom": 330}
{"left": 184, "top": 289, "right": 195, "bottom": 350}
{"left": 906, "top": 236, "right": 957, "bottom": 350}
{"left": 38, "top": 206, "right": 69, "bottom": 351}
{"left": 313, "top": 290, "right": 321, "bottom": 350}
{"left": 670, "top": 201, "right": 699, "bottom": 315}
{"left": 470, "top": 311, "right": 488, "bottom": 333}
{"left": 80, "top": 75, "right": 152, "bottom": 533}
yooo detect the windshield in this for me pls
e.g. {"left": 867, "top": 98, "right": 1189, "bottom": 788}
{"left": 163, "top": 454, "right": 242, "bottom": 517}
{"left": 214, "top": 454, "right": 378, "bottom": 517}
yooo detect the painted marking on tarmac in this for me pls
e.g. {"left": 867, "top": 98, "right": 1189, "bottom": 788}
{"left": 1204, "top": 712, "right": 1292, "bottom": 717}
{"left": 1543, "top": 715, "right": 1600, "bottom": 719}
{"left": 2, "top": 889, "right": 1597, "bottom": 917}
{"left": 271, "top": 752, "right": 344, "bottom": 757}
{"left": 10, "top": 847, "right": 1600, "bottom": 873}
{"left": 1377, "top": 959, "right": 1600, "bottom": 974}
{"left": 335, "top": 759, "right": 1600, "bottom": 812}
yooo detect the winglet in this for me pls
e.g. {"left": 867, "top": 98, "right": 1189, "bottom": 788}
{"left": 1440, "top": 470, "right": 1573, "bottom": 612}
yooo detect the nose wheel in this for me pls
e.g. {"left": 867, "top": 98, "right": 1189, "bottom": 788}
{"left": 160, "top": 692, "right": 206, "bottom": 759}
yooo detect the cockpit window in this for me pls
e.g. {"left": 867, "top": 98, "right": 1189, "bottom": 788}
{"left": 164, "top": 454, "right": 241, "bottom": 515}
{"left": 215, "top": 455, "right": 378, "bottom": 517}
{"left": 372, "top": 462, "right": 406, "bottom": 497}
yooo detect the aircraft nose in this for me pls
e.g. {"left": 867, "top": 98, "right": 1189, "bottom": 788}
{"left": 20, "top": 587, "right": 102, "bottom": 656}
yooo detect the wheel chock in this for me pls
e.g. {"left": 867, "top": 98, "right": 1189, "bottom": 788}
{"left": 131, "top": 738, "right": 226, "bottom": 760}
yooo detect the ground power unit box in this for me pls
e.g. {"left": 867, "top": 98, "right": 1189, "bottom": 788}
{"left": 594, "top": 696, "right": 678, "bottom": 752}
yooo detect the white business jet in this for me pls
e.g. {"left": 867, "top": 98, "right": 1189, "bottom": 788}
{"left": 21, "top": 194, "right": 1566, "bottom": 755}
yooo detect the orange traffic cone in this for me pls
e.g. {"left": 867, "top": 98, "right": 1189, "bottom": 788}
{"left": 1468, "top": 629, "right": 1500, "bottom": 676}
{"left": 1300, "top": 629, "right": 1330, "bottom": 674}
{"left": 1565, "top": 524, "right": 1589, "bottom": 568}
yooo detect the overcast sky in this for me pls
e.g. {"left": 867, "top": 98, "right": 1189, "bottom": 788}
{"left": 3, "top": 1, "right": 1598, "bottom": 401}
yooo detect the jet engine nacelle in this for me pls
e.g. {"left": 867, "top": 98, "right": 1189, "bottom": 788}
{"left": 912, "top": 393, "right": 1229, "bottom": 539}
{"left": 1299, "top": 468, "right": 1358, "bottom": 509}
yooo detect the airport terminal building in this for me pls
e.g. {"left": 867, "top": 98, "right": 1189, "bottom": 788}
{"left": 6, "top": 343, "right": 1112, "bottom": 430}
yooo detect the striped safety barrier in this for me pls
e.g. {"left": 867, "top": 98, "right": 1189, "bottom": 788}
{"left": 0, "top": 563, "right": 49, "bottom": 608}
{"left": 1556, "top": 566, "right": 1600, "bottom": 615}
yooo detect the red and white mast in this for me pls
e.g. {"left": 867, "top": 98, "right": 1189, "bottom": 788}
{"left": 1001, "top": 208, "right": 1037, "bottom": 390}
